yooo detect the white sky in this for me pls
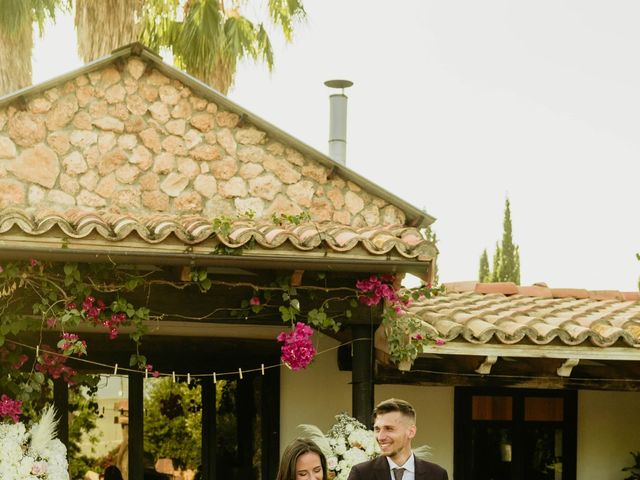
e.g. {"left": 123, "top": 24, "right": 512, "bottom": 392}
{"left": 32, "top": 1, "right": 639, "bottom": 291}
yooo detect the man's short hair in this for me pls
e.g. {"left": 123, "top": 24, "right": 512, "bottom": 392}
{"left": 373, "top": 398, "right": 416, "bottom": 423}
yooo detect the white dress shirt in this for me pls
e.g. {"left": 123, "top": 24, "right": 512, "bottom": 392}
{"left": 386, "top": 453, "right": 416, "bottom": 480}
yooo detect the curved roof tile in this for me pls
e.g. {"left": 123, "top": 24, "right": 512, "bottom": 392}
{"left": 0, "top": 208, "right": 437, "bottom": 260}
{"left": 401, "top": 284, "right": 640, "bottom": 348}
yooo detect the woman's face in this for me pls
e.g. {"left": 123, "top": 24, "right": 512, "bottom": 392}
{"left": 295, "top": 452, "right": 324, "bottom": 480}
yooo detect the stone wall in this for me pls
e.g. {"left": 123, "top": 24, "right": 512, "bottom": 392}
{"left": 0, "top": 56, "right": 406, "bottom": 227}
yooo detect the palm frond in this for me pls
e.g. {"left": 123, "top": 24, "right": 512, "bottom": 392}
{"left": 412, "top": 444, "right": 432, "bottom": 460}
{"left": 268, "top": 0, "right": 306, "bottom": 42}
{"left": 297, "top": 423, "right": 333, "bottom": 458}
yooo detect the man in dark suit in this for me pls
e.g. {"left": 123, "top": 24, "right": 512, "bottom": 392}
{"left": 347, "top": 398, "right": 448, "bottom": 480}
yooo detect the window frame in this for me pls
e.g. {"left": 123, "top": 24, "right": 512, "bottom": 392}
{"left": 454, "top": 387, "right": 577, "bottom": 480}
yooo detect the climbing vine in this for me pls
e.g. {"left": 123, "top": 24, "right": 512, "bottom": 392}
{"left": 0, "top": 214, "right": 441, "bottom": 421}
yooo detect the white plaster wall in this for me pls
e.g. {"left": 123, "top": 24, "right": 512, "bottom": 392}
{"left": 375, "top": 384, "right": 454, "bottom": 476}
{"left": 577, "top": 390, "right": 640, "bottom": 480}
{"left": 280, "top": 334, "right": 454, "bottom": 476}
{"left": 279, "top": 334, "right": 352, "bottom": 450}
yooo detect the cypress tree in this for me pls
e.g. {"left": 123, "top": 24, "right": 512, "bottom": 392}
{"left": 491, "top": 242, "right": 501, "bottom": 282}
{"left": 495, "top": 198, "right": 520, "bottom": 284}
{"left": 478, "top": 198, "right": 521, "bottom": 284}
{"left": 478, "top": 249, "right": 490, "bottom": 282}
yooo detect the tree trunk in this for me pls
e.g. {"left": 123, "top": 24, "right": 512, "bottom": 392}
{"left": 0, "top": 14, "right": 33, "bottom": 96}
{"left": 75, "top": 0, "right": 142, "bottom": 63}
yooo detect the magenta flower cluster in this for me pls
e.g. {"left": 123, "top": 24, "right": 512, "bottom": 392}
{"left": 355, "top": 274, "right": 402, "bottom": 308}
{"left": 75, "top": 296, "right": 127, "bottom": 339}
{"left": 0, "top": 394, "right": 22, "bottom": 423}
{"left": 277, "top": 322, "right": 316, "bottom": 371}
{"left": 58, "top": 332, "right": 87, "bottom": 356}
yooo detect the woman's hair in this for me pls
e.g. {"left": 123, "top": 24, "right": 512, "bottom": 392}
{"left": 103, "top": 465, "right": 124, "bottom": 480}
{"left": 276, "top": 438, "right": 327, "bottom": 480}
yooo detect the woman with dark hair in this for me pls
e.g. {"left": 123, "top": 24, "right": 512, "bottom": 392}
{"left": 103, "top": 465, "right": 124, "bottom": 480}
{"left": 276, "top": 438, "right": 328, "bottom": 480}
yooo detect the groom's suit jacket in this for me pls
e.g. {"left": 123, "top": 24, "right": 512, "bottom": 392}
{"left": 347, "top": 455, "right": 448, "bottom": 480}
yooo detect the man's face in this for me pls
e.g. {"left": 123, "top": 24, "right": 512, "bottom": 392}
{"left": 373, "top": 411, "right": 416, "bottom": 462}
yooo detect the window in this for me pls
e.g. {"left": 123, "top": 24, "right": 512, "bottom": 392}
{"left": 454, "top": 388, "right": 576, "bottom": 480}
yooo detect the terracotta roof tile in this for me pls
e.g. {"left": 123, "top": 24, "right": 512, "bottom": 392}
{"left": 474, "top": 282, "right": 519, "bottom": 295}
{"left": 402, "top": 283, "right": 640, "bottom": 348}
{"left": 0, "top": 207, "right": 436, "bottom": 260}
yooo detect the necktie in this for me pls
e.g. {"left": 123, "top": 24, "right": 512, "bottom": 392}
{"left": 393, "top": 467, "right": 405, "bottom": 480}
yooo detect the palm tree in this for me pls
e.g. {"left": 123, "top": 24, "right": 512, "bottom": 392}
{"left": 0, "top": 0, "right": 66, "bottom": 96}
{"left": 74, "top": 0, "right": 143, "bottom": 63}
{"left": 75, "top": 0, "right": 306, "bottom": 95}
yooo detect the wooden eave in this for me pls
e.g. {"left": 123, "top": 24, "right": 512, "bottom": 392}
{"left": 0, "top": 231, "right": 434, "bottom": 279}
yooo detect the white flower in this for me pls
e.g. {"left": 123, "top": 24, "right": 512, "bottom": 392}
{"left": 0, "top": 406, "right": 68, "bottom": 480}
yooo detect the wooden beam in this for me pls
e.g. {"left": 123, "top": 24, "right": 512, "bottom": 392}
{"left": 422, "top": 342, "right": 640, "bottom": 362}
{"left": 128, "top": 374, "right": 144, "bottom": 480}
{"left": 376, "top": 364, "right": 640, "bottom": 391}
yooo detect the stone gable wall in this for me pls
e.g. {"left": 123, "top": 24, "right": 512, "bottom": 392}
{"left": 0, "top": 56, "right": 406, "bottom": 227}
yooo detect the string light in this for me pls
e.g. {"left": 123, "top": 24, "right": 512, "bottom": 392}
{"left": 238, "top": 368, "right": 243, "bottom": 380}
{"left": 113, "top": 363, "right": 118, "bottom": 375}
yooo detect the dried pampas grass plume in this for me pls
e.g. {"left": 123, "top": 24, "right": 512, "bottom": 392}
{"left": 29, "top": 404, "right": 59, "bottom": 457}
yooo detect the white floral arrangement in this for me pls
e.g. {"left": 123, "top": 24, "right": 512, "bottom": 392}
{"left": 0, "top": 405, "right": 69, "bottom": 480}
{"left": 299, "top": 413, "right": 379, "bottom": 480}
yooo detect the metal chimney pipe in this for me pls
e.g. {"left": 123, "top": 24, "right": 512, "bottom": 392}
{"left": 324, "top": 79, "right": 353, "bottom": 165}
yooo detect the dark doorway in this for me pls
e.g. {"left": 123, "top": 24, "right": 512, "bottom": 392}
{"left": 454, "top": 388, "right": 577, "bottom": 480}
{"left": 211, "top": 368, "right": 279, "bottom": 480}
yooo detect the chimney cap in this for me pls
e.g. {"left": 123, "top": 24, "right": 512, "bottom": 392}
{"left": 324, "top": 79, "right": 353, "bottom": 89}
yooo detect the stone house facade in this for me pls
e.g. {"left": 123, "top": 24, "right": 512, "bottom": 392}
{"left": 0, "top": 47, "right": 411, "bottom": 229}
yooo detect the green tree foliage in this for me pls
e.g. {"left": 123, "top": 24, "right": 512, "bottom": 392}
{"left": 478, "top": 249, "right": 490, "bottom": 283}
{"left": 143, "top": 378, "right": 203, "bottom": 470}
{"left": 423, "top": 224, "right": 440, "bottom": 285}
{"left": 0, "top": 0, "right": 68, "bottom": 94}
{"left": 143, "top": 377, "right": 241, "bottom": 471}
{"left": 0, "top": 0, "right": 305, "bottom": 96}
{"left": 495, "top": 198, "right": 520, "bottom": 283}
{"left": 478, "top": 198, "right": 521, "bottom": 284}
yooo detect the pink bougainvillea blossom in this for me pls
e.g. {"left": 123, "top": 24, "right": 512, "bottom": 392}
{"left": 35, "top": 346, "right": 77, "bottom": 384}
{"left": 57, "top": 332, "right": 87, "bottom": 356}
{"left": 355, "top": 275, "right": 400, "bottom": 307}
{"left": 435, "top": 338, "right": 446, "bottom": 346}
{"left": 277, "top": 322, "right": 316, "bottom": 371}
{"left": 11, "top": 354, "right": 29, "bottom": 370}
{"left": 249, "top": 296, "right": 261, "bottom": 306}
{"left": 0, "top": 394, "right": 23, "bottom": 423}
{"left": 103, "top": 312, "right": 127, "bottom": 339}
{"left": 145, "top": 364, "right": 161, "bottom": 378}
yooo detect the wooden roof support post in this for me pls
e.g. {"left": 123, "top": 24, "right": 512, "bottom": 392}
{"left": 352, "top": 324, "right": 374, "bottom": 427}
{"left": 201, "top": 378, "right": 217, "bottom": 480}
{"left": 557, "top": 358, "right": 580, "bottom": 377}
{"left": 128, "top": 373, "right": 144, "bottom": 480}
